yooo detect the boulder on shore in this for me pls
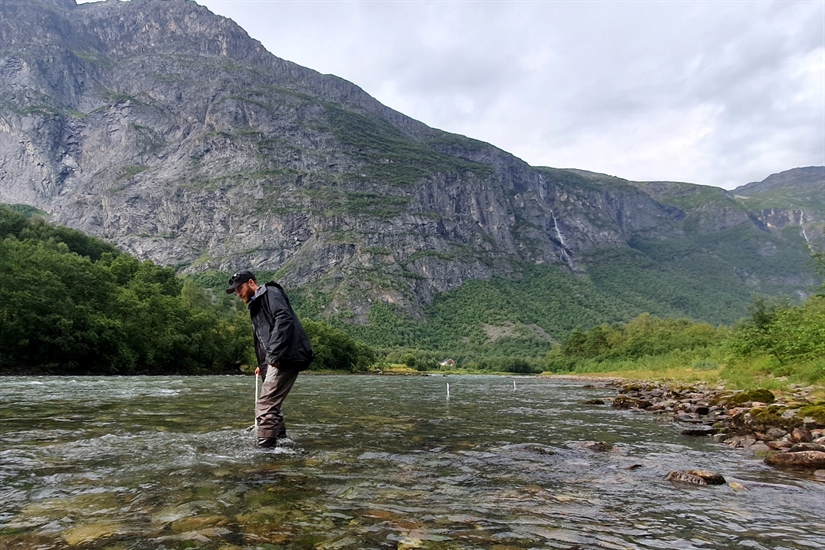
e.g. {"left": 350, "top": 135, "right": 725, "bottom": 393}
{"left": 764, "top": 450, "right": 825, "bottom": 469}
{"left": 598, "top": 382, "right": 825, "bottom": 474}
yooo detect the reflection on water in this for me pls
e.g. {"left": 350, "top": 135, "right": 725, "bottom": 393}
{"left": 1, "top": 375, "right": 823, "bottom": 549}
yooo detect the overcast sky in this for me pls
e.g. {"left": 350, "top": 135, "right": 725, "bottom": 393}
{"left": 82, "top": 0, "right": 825, "bottom": 190}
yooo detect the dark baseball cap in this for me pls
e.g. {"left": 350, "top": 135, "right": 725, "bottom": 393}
{"left": 225, "top": 270, "right": 255, "bottom": 293}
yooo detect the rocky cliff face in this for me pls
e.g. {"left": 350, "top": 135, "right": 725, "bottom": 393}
{"left": 0, "top": 0, "right": 820, "bottom": 320}
{"left": 733, "top": 167, "right": 825, "bottom": 244}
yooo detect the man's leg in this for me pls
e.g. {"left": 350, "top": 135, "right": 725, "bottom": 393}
{"left": 256, "top": 365, "right": 299, "bottom": 445}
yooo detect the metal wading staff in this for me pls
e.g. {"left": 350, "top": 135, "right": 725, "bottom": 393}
{"left": 254, "top": 367, "right": 260, "bottom": 432}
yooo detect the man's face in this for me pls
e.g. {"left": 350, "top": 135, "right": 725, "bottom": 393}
{"left": 234, "top": 281, "right": 255, "bottom": 303}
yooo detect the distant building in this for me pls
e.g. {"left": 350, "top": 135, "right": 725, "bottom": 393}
{"left": 439, "top": 359, "right": 456, "bottom": 367}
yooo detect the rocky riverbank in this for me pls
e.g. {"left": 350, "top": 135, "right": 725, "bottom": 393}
{"left": 595, "top": 381, "right": 825, "bottom": 480}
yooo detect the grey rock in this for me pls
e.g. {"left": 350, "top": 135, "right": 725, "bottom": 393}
{"left": 684, "top": 469, "right": 726, "bottom": 485}
{"left": 792, "top": 427, "right": 813, "bottom": 443}
{"left": 766, "top": 427, "right": 788, "bottom": 439}
{"left": 665, "top": 471, "right": 708, "bottom": 486}
{"left": 765, "top": 450, "right": 825, "bottom": 469}
{"left": 749, "top": 442, "right": 770, "bottom": 453}
{"left": 787, "top": 443, "right": 825, "bottom": 453}
{"left": 680, "top": 428, "right": 718, "bottom": 437}
{"left": 611, "top": 395, "right": 653, "bottom": 410}
{"left": 579, "top": 441, "right": 614, "bottom": 452}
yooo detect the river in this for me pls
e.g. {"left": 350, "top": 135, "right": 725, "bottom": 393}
{"left": 1, "top": 375, "right": 823, "bottom": 549}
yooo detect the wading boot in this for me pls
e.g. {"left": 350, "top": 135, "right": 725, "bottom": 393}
{"left": 257, "top": 436, "right": 295, "bottom": 448}
{"left": 257, "top": 437, "right": 279, "bottom": 448}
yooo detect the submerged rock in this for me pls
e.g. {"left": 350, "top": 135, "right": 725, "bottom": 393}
{"left": 684, "top": 469, "right": 726, "bottom": 485}
{"left": 680, "top": 428, "right": 718, "bottom": 437}
{"left": 62, "top": 522, "right": 125, "bottom": 546}
{"left": 664, "top": 469, "right": 726, "bottom": 486}
{"left": 502, "top": 443, "right": 557, "bottom": 455}
{"left": 583, "top": 398, "right": 606, "bottom": 405}
{"left": 579, "top": 441, "right": 614, "bottom": 452}
{"left": 665, "top": 471, "right": 708, "bottom": 486}
{"left": 612, "top": 395, "right": 652, "bottom": 410}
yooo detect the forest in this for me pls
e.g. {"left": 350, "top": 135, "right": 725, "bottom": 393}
{"left": 0, "top": 206, "right": 369, "bottom": 375}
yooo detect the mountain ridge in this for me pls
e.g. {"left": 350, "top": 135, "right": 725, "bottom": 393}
{"left": 1, "top": 0, "right": 822, "bottom": 342}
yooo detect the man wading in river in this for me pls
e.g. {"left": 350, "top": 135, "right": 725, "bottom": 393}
{"left": 226, "top": 271, "right": 314, "bottom": 448}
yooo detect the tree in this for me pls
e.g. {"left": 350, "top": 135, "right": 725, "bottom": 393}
{"left": 303, "top": 321, "right": 374, "bottom": 371}
{"left": 811, "top": 231, "right": 825, "bottom": 295}
{"left": 0, "top": 212, "right": 250, "bottom": 374}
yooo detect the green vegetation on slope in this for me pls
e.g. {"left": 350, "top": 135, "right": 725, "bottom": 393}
{"left": 325, "top": 106, "right": 492, "bottom": 186}
{"left": 308, "top": 239, "right": 807, "bottom": 362}
{"left": 541, "top": 288, "right": 825, "bottom": 393}
{"left": 3, "top": 197, "right": 820, "bottom": 385}
{"left": 544, "top": 313, "right": 727, "bottom": 372}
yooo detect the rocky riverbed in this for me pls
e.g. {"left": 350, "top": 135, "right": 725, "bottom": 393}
{"left": 593, "top": 381, "right": 825, "bottom": 481}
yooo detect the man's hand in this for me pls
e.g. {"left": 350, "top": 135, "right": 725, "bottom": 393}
{"left": 254, "top": 366, "right": 260, "bottom": 376}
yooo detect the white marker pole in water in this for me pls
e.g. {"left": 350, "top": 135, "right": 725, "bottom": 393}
{"left": 513, "top": 379, "right": 517, "bottom": 391}
{"left": 447, "top": 383, "right": 450, "bottom": 399}
{"left": 254, "top": 372, "right": 259, "bottom": 431}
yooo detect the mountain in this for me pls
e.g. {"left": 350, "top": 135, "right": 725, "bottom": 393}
{"left": 1, "top": 0, "right": 822, "bottom": 354}
{"left": 733, "top": 167, "right": 825, "bottom": 241}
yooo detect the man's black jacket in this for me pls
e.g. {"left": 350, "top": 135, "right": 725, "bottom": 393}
{"left": 249, "top": 282, "right": 314, "bottom": 370}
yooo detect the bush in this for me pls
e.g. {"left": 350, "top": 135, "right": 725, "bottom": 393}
{"left": 729, "top": 296, "right": 825, "bottom": 364}
{"left": 544, "top": 313, "right": 724, "bottom": 371}
{"left": 0, "top": 208, "right": 249, "bottom": 374}
{"left": 303, "top": 321, "right": 374, "bottom": 372}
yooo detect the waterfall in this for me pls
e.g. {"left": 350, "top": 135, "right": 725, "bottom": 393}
{"left": 799, "top": 210, "right": 810, "bottom": 245}
{"left": 550, "top": 209, "right": 567, "bottom": 249}
{"left": 550, "top": 209, "right": 573, "bottom": 267}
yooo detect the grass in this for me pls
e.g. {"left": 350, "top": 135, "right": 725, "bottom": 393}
{"left": 545, "top": 349, "right": 824, "bottom": 399}
{"left": 3, "top": 203, "right": 49, "bottom": 218}
{"left": 368, "top": 363, "right": 422, "bottom": 375}
{"left": 299, "top": 188, "right": 411, "bottom": 219}
{"left": 325, "top": 106, "right": 492, "bottom": 186}
{"left": 116, "top": 165, "right": 149, "bottom": 181}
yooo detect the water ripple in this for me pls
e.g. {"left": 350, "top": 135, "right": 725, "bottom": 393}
{"left": 0, "top": 375, "right": 823, "bottom": 549}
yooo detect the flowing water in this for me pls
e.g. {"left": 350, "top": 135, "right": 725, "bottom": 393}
{"left": 1, "top": 375, "right": 823, "bottom": 549}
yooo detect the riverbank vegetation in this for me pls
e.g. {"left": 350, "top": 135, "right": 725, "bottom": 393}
{"left": 541, "top": 277, "right": 825, "bottom": 397}
{"left": 2, "top": 204, "right": 822, "bottom": 392}
{"left": 0, "top": 206, "right": 371, "bottom": 375}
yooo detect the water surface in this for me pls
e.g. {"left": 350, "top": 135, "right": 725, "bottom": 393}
{"left": 1, "top": 375, "right": 823, "bottom": 549}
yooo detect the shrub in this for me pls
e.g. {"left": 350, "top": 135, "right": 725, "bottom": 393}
{"left": 303, "top": 321, "right": 374, "bottom": 372}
